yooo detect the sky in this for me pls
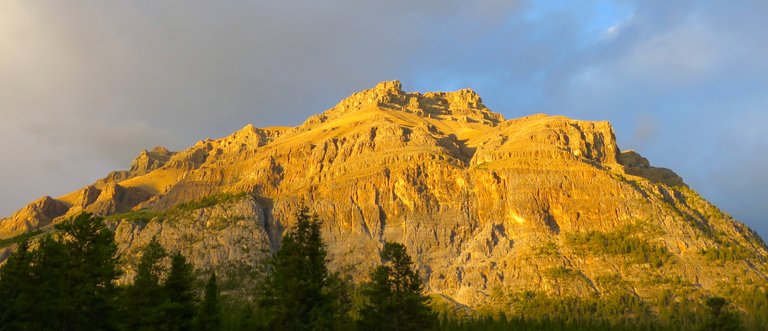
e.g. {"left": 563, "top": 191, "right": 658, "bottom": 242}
{"left": 1, "top": 0, "right": 766, "bottom": 238}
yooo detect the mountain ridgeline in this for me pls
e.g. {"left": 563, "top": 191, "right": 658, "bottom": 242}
{"left": 1, "top": 81, "right": 767, "bottom": 323}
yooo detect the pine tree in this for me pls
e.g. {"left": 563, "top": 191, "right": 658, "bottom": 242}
{"left": 163, "top": 252, "right": 197, "bottom": 331}
{"left": 122, "top": 237, "right": 168, "bottom": 330}
{"left": 27, "top": 235, "right": 70, "bottom": 330}
{"left": 0, "top": 213, "right": 122, "bottom": 330}
{"left": 358, "top": 241, "right": 436, "bottom": 331}
{"left": 325, "top": 269, "right": 357, "bottom": 329}
{"left": 195, "top": 272, "right": 222, "bottom": 331}
{"left": 0, "top": 240, "right": 35, "bottom": 329}
{"left": 701, "top": 296, "right": 741, "bottom": 331}
{"left": 256, "top": 207, "right": 335, "bottom": 330}
{"left": 55, "top": 212, "right": 122, "bottom": 330}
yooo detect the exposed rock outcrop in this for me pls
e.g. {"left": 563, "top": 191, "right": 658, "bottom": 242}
{"left": 0, "top": 196, "right": 68, "bottom": 238}
{"left": 619, "top": 150, "right": 684, "bottom": 186}
{"left": 109, "top": 196, "right": 272, "bottom": 283}
{"left": 1, "top": 81, "right": 765, "bottom": 308}
{"left": 65, "top": 183, "right": 153, "bottom": 216}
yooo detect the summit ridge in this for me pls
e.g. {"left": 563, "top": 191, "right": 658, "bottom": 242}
{"left": 1, "top": 81, "right": 766, "bottom": 308}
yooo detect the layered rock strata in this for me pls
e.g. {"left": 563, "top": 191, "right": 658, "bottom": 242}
{"left": 1, "top": 81, "right": 766, "bottom": 307}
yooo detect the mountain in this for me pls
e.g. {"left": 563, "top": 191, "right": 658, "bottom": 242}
{"left": 1, "top": 80, "right": 766, "bottom": 308}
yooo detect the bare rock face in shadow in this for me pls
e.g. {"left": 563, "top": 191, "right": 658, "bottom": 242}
{"left": 0, "top": 196, "right": 68, "bottom": 238}
{"left": 618, "top": 150, "right": 685, "bottom": 187}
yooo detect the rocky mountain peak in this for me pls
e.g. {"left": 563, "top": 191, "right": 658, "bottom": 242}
{"left": 372, "top": 79, "right": 404, "bottom": 94}
{"left": 149, "top": 146, "right": 171, "bottom": 154}
{"left": 130, "top": 146, "right": 174, "bottom": 175}
{"left": 1, "top": 81, "right": 766, "bottom": 311}
{"left": 320, "top": 80, "right": 407, "bottom": 117}
{"left": 224, "top": 124, "right": 285, "bottom": 148}
{"left": 0, "top": 196, "right": 68, "bottom": 238}
{"left": 301, "top": 81, "right": 503, "bottom": 129}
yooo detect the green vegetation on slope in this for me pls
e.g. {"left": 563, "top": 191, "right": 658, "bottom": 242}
{"left": 566, "top": 226, "right": 673, "bottom": 267}
{"left": 2, "top": 210, "right": 767, "bottom": 331}
{"left": 700, "top": 241, "right": 757, "bottom": 262}
{"left": 106, "top": 191, "right": 251, "bottom": 223}
{"left": 0, "top": 213, "right": 122, "bottom": 330}
{"left": 176, "top": 192, "right": 250, "bottom": 211}
{"left": 0, "top": 229, "right": 43, "bottom": 247}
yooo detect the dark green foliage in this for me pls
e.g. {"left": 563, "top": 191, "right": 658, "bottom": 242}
{"left": 216, "top": 261, "right": 263, "bottom": 293}
{"left": 55, "top": 213, "right": 123, "bottom": 329}
{"left": 534, "top": 241, "right": 560, "bottom": 256}
{"left": 655, "top": 289, "right": 705, "bottom": 330}
{"left": 503, "top": 291, "right": 653, "bottom": 329}
{"left": 195, "top": 272, "right": 222, "bottom": 331}
{"left": 461, "top": 288, "right": 751, "bottom": 331}
{"left": 0, "top": 229, "right": 43, "bottom": 247}
{"left": 0, "top": 241, "right": 35, "bottom": 329}
{"left": 566, "top": 229, "right": 673, "bottom": 266}
{"left": 107, "top": 192, "right": 250, "bottom": 223}
{"left": 358, "top": 241, "right": 437, "bottom": 331}
{"left": 175, "top": 192, "right": 250, "bottom": 211}
{"left": 701, "top": 296, "right": 740, "bottom": 331}
{"left": 24, "top": 236, "right": 70, "bottom": 330}
{"left": 121, "top": 237, "right": 169, "bottom": 330}
{"left": 5, "top": 208, "right": 768, "bottom": 331}
{"left": 437, "top": 315, "right": 644, "bottom": 331}
{"left": 700, "top": 241, "right": 756, "bottom": 262}
{"left": 325, "top": 269, "right": 358, "bottom": 330}
{"left": 0, "top": 213, "right": 122, "bottom": 330}
{"left": 163, "top": 252, "right": 198, "bottom": 331}
{"left": 256, "top": 207, "right": 339, "bottom": 330}
{"left": 220, "top": 301, "right": 261, "bottom": 330}
{"left": 106, "top": 209, "right": 165, "bottom": 223}
{"left": 731, "top": 285, "right": 768, "bottom": 330}
{"left": 544, "top": 266, "right": 574, "bottom": 278}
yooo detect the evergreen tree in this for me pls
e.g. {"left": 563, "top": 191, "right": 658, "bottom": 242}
{"left": 0, "top": 241, "right": 35, "bottom": 329}
{"left": 122, "top": 237, "right": 168, "bottom": 330}
{"left": 0, "top": 213, "right": 121, "bottom": 330}
{"left": 223, "top": 302, "right": 260, "bottom": 330}
{"left": 358, "top": 241, "right": 436, "bottom": 331}
{"left": 163, "top": 252, "right": 197, "bottom": 331}
{"left": 701, "top": 296, "right": 741, "bottom": 331}
{"left": 324, "top": 268, "right": 356, "bottom": 330}
{"left": 195, "top": 272, "right": 222, "bottom": 331}
{"left": 27, "top": 236, "right": 70, "bottom": 330}
{"left": 256, "top": 207, "right": 335, "bottom": 330}
{"left": 55, "top": 212, "right": 122, "bottom": 330}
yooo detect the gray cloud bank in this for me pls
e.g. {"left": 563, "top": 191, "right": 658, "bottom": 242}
{"left": 1, "top": 0, "right": 766, "bottom": 237}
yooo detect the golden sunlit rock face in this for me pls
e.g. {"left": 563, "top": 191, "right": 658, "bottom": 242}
{"left": 1, "top": 81, "right": 766, "bottom": 306}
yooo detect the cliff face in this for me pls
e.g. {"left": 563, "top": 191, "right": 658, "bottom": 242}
{"left": 1, "top": 81, "right": 766, "bottom": 306}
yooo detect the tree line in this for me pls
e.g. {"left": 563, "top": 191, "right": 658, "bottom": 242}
{"left": 0, "top": 213, "right": 220, "bottom": 331}
{"left": 0, "top": 210, "right": 763, "bottom": 331}
{"left": 0, "top": 210, "right": 435, "bottom": 331}
{"left": 219, "top": 208, "right": 436, "bottom": 330}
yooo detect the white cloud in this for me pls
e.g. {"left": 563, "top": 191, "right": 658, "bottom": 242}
{"left": 620, "top": 17, "right": 722, "bottom": 84}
